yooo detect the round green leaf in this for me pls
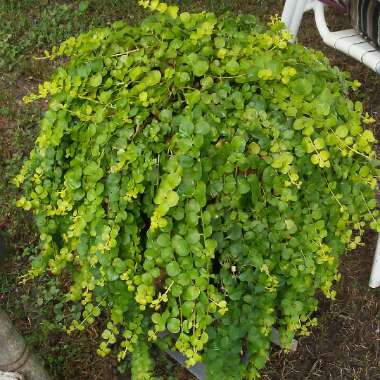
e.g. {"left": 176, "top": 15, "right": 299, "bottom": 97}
{"left": 183, "top": 285, "right": 200, "bottom": 301}
{"left": 89, "top": 73, "right": 102, "bottom": 87}
{"left": 167, "top": 318, "right": 181, "bottom": 333}
{"left": 193, "top": 61, "right": 209, "bottom": 77}
{"left": 166, "top": 191, "right": 179, "bottom": 208}
{"left": 225, "top": 60, "right": 239, "bottom": 75}
{"left": 166, "top": 262, "right": 181, "bottom": 277}
{"left": 336, "top": 125, "right": 348, "bottom": 139}
{"left": 181, "top": 301, "right": 194, "bottom": 318}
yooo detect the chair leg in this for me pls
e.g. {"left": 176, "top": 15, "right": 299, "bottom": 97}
{"left": 281, "top": 0, "right": 313, "bottom": 39}
{"left": 313, "top": 1, "right": 331, "bottom": 40}
{"left": 369, "top": 235, "right": 380, "bottom": 288}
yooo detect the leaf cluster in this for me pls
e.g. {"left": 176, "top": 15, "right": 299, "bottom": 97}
{"left": 16, "top": 2, "right": 379, "bottom": 379}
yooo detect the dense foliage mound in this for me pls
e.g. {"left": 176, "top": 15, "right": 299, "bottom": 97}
{"left": 15, "top": 1, "right": 379, "bottom": 378}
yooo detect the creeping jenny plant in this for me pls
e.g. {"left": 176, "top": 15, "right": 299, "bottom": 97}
{"left": 15, "top": 1, "right": 380, "bottom": 378}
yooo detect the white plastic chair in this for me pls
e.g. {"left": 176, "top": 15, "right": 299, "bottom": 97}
{"left": 282, "top": 0, "right": 380, "bottom": 73}
{"left": 281, "top": 0, "right": 380, "bottom": 288}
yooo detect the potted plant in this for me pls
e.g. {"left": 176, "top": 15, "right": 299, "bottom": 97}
{"left": 15, "top": 1, "right": 379, "bottom": 378}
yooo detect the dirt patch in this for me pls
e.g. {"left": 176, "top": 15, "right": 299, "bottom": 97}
{"left": 0, "top": 116, "right": 5, "bottom": 128}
